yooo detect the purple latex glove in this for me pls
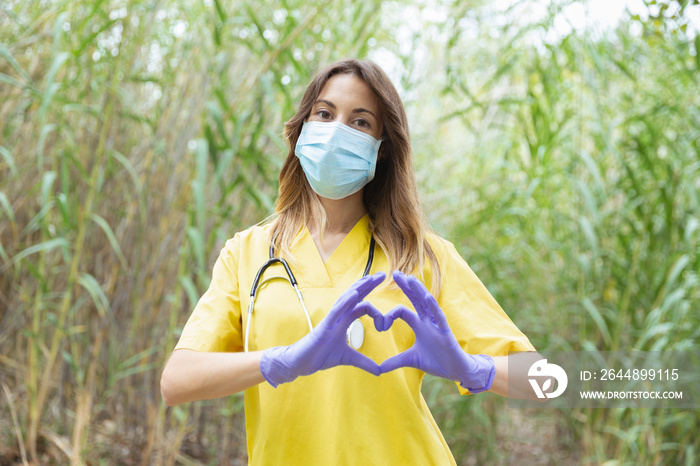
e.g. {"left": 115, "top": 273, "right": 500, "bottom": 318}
{"left": 260, "top": 272, "right": 386, "bottom": 387}
{"left": 379, "top": 271, "right": 496, "bottom": 393}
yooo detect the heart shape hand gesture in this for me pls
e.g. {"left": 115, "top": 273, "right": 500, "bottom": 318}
{"left": 378, "top": 271, "right": 496, "bottom": 393}
{"left": 260, "top": 272, "right": 386, "bottom": 387}
{"left": 260, "top": 271, "right": 495, "bottom": 393}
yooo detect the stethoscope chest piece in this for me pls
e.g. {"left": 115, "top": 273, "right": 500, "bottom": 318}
{"left": 346, "top": 318, "right": 364, "bottom": 349}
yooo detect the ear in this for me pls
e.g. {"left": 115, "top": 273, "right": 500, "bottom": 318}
{"left": 377, "top": 139, "right": 388, "bottom": 161}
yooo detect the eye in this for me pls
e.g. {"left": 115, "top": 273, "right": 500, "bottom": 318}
{"left": 353, "top": 118, "right": 370, "bottom": 128}
{"left": 316, "top": 110, "right": 332, "bottom": 120}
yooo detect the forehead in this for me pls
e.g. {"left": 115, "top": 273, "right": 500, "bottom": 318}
{"left": 317, "top": 74, "right": 380, "bottom": 112}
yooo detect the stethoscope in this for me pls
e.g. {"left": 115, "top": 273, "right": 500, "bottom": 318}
{"left": 244, "top": 234, "right": 376, "bottom": 352}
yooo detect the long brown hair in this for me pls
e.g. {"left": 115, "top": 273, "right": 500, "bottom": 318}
{"left": 272, "top": 58, "right": 441, "bottom": 294}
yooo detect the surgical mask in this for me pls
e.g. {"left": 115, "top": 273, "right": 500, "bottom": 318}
{"left": 295, "top": 121, "right": 382, "bottom": 200}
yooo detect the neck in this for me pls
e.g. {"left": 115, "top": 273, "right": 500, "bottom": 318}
{"left": 311, "top": 190, "right": 367, "bottom": 235}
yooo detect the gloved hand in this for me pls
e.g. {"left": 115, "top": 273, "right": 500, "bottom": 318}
{"left": 260, "top": 272, "right": 386, "bottom": 387}
{"left": 379, "top": 271, "right": 496, "bottom": 393}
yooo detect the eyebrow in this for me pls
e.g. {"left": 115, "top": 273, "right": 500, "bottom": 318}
{"left": 314, "top": 99, "right": 378, "bottom": 119}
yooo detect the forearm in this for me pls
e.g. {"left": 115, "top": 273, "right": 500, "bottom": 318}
{"left": 160, "top": 348, "right": 265, "bottom": 406}
{"left": 488, "top": 353, "right": 543, "bottom": 399}
{"left": 488, "top": 356, "right": 510, "bottom": 396}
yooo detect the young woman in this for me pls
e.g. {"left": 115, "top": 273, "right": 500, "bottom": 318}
{"left": 161, "top": 58, "right": 536, "bottom": 464}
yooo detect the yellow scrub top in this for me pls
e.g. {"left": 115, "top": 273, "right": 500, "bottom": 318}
{"left": 175, "top": 215, "right": 535, "bottom": 465}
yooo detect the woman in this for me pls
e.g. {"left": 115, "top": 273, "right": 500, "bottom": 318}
{"left": 161, "top": 58, "right": 536, "bottom": 464}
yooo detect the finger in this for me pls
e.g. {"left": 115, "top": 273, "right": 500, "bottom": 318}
{"left": 404, "top": 273, "right": 434, "bottom": 308}
{"left": 392, "top": 271, "right": 428, "bottom": 319}
{"left": 329, "top": 274, "right": 385, "bottom": 326}
{"left": 344, "top": 351, "right": 381, "bottom": 376}
{"left": 383, "top": 306, "right": 422, "bottom": 333}
{"left": 373, "top": 312, "right": 386, "bottom": 332}
{"left": 351, "top": 271, "right": 386, "bottom": 300}
{"left": 327, "top": 289, "right": 361, "bottom": 325}
{"left": 334, "top": 301, "right": 381, "bottom": 328}
{"left": 328, "top": 284, "right": 383, "bottom": 325}
{"left": 406, "top": 278, "right": 450, "bottom": 330}
{"left": 380, "top": 350, "right": 416, "bottom": 373}
{"left": 392, "top": 270, "right": 418, "bottom": 301}
{"left": 350, "top": 302, "right": 387, "bottom": 332}
{"left": 346, "top": 301, "right": 383, "bottom": 323}
{"left": 339, "top": 304, "right": 386, "bottom": 347}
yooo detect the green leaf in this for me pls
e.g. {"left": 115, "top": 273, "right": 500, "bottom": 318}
{"left": 3, "top": 237, "right": 69, "bottom": 272}
{"left": 193, "top": 139, "right": 208, "bottom": 232}
{"left": 179, "top": 275, "right": 200, "bottom": 312}
{"left": 581, "top": 297, "right": 612, "bottom": 347}
{"left": 578, "top": 149, "right": 605, "bottom": 195}
{"left": 0, "top": 146, "right": 17, "bottom": 176}
{"left": 21, "top": 200, "right": 54, "bottom": 236}
{"left": 0, "top": 44, "right": 31, "bottom": 82}
{"left": 0, "top": 192, "right": 15, "bottom": 224}
{"left": 108, "top": 149, "right": 146, "bottom": 220}
{"left": 186, "top": 226, "right": 205, "bottom": 276}
{"left": 78, "top": 272, "right": 111, "bottom": 318}
{"left": 39, "top": 52, "right": 69, "bottom": 119}
{"left": 90, "top": 213, "right": 129, "bottom": 269}
{"left": 0, "top": 72, "right": 26, "bottom": 90}
{"left": 37, "top": 124, "right": 57, "bottom": 168}
{"left": 579, "top": 216, "right": 598, "bottom": 254}
{"left": 41, "top": 171, "right": 57, "bottom": 205}
{"left": 111, "top": 346, "right": 160, "bottom": 382}
{"left": 664, "top": 254, "right": 689, "bottom": 292}
{"left": 0, "top": 239, "right": 8, "bottom": 262}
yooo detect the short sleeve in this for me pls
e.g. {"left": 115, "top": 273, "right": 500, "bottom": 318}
{"left": 174, "top": 235, "right": 244, "bottom": 353}
{"left": 431, "top": 237, "right": 535, "bottom": 393}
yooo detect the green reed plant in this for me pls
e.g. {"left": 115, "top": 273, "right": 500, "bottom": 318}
{"left": 404, "top": 1, "right": 699, "bottom": 464}
{"left": 3, "top": 0, "right": 698, "bottom": 464}
{"left": 1, "top": 0, "right": 389, "bottom": 463}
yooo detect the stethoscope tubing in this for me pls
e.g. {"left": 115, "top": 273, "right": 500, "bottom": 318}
{"left": 244, "top": 234, "right": 375, "bottom": 352}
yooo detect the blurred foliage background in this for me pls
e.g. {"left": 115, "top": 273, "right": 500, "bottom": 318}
{"left": 1, "top": 0, "right": 698, "bottom": 464}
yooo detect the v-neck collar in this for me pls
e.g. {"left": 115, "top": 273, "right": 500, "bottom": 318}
{"left": 293, "top": 214, "right": 372, "bottom": 287}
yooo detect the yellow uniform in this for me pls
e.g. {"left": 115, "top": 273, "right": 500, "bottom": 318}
{"left": 175, "top": 215, "right": 535, "bottom": 464}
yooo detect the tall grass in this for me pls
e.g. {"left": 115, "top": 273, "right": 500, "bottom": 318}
{"left": 1, "top": 0, "right": 383, "bottom": 463}
{"left": 1, "top": 0, "right": 698, "bottom": 464}
{"left": 405, "top": 1, "right": 699, "bottom": 464}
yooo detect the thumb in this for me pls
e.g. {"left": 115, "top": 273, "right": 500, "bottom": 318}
{"left": 344, "top": 351, "right": 381, "bottom": 376}
{"left": 380, "top": 349, "right": 415, "bottom": 374}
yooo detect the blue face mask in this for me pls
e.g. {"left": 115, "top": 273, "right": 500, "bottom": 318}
{"left": 295, "top": 121, "right": 382, "bottom": 200}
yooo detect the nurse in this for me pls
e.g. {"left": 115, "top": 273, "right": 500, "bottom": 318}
{"left": 161, "top": 58, "right": 536, "bottom": 464}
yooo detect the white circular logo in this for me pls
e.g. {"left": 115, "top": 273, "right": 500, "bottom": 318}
{"left": 528, "top": 359, "right": 568, "bottom": 399}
